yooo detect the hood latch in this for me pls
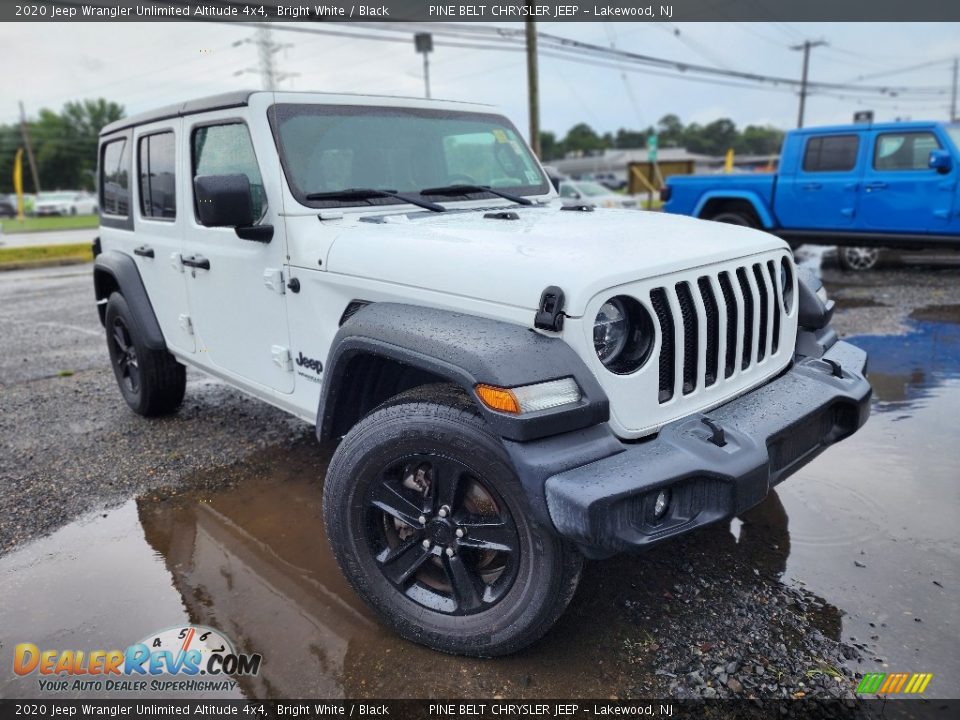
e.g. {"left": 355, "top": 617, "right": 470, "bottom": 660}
{"left": 535, "top": 286, "right": 566, "bottom": 332}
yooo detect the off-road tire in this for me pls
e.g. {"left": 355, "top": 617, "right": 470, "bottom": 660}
{"left": 709, "top": 211, "right": 758, "bottom": 228}
{"left": 104, "top": 292, "right": 186, "bottom": 416}
{"left": 323, "top": 384, "right": 583, "bottom": 657}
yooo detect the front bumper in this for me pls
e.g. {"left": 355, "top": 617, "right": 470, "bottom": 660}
{"left": 543, "top": 340, "right": 871, "bottom": 556}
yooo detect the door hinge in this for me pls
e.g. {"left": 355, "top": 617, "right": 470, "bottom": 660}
{"left": 263, "top": 268, "right": 285, "bottom": 294}
{"left": 178, "top": 314, "right": 194, "bottom": 335}
{"left": 272, "top": 345, "right": 293, "bottom": 371}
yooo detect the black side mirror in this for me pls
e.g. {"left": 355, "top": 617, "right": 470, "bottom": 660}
{"left": 194, "top": 174, "right": 273, "bottom": 242}
{"left": 928, "top": 150, "right": 953, "bottom": 174}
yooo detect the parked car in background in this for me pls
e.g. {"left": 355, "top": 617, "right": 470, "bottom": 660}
{"left": 33, "top": 191, "right": 98, "bottom": 216}
{"left": 663, "top": 121, "right": 960, "bottom": 270}
{"left": 559, "top": 179, "right": 637, "bottom": 209}
{"left": 542, "top": 164, "right": 568, "bottom": 192}
{"left": 581, "top": 172, "right": 628, "bottom": 192}
{"left": 0, "top": 196, "right": 16, "bottom": 218}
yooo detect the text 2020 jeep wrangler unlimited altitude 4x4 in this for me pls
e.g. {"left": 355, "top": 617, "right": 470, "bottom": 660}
{"left": 93, "top": 91, "right": 871, "bottom": 656}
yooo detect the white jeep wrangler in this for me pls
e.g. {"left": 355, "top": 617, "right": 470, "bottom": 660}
{"left": 93, "top": 91, "right": 871, "bottom": 656}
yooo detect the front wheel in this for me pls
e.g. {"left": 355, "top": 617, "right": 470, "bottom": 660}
{"left": 323, "top": 385, "right": 583, "bottom": 656}
{"left": 837, "top": 246, "right": 881, "bottom": 272}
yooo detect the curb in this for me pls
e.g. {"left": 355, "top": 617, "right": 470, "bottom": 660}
{"left": 0, "top": 256, "right": 93, "bottom": 273}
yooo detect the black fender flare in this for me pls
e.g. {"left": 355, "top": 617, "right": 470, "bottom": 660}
{"left": 93, "top": 250, "right": 167, "bottom": 351}
{"left": 316, "top": 303, "right": 609, "bottom": 444}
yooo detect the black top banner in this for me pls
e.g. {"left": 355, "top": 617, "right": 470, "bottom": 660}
{"left": 6, "top": 0, "right": 960, "bottom": 22}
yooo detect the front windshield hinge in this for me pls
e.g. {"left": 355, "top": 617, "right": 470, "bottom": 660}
{"left": 318, "top": 210, "right": 344, "bottom": 221}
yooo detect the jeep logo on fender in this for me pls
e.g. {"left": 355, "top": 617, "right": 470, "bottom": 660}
{"left": 295, "top": 352, "right": 323, "bottom": 374}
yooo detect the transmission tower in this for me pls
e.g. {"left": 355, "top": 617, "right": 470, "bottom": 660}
{"left": 233, "top": 27, "right": 298, "bottom": 90}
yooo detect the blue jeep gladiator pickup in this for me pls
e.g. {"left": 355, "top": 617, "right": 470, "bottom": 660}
{"left": 663, "top": 121, "right": 960, "bottom": 270}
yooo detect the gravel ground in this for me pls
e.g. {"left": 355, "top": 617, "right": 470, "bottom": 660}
{"left": 0, "top": 264, "right": 311, "bottom": 554}
{"left": 2, "top": 255, "right": 957, "bottom": 701}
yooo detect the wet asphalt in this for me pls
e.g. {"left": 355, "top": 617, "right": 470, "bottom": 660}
{"left": 0, "top": 252, "right": 958, "bottom": 700}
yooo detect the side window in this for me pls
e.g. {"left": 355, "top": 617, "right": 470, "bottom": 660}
{"left": 802, "top": 135, "right": 859, "bottom": 172}
{"left": 100, "top": 139, "right": 130, "bottom": 216}
{"left": 138, "top": 132, "right": 176, "bottom": 220}
{"left": 874, "top": 132, "right": 941, "bottom": 171}
{"left": 192, "top": 123, "right": 266, "bottom": 221}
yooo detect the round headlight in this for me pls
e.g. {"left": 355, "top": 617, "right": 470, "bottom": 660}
{"left": 593, "top": 296, "right": 656, "bottom": 374}
{"left": 594, "top": 299, "right": 629, "bottom": 365}
{"left": 780, "top": 258, "right": 795, "bottom": 313}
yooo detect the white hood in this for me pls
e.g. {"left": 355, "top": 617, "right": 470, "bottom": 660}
{"left": 323, "top": 205, "right": 788, "bottom": 317}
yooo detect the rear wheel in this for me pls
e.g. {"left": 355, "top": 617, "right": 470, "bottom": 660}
{"left": 323, "top": 385, "right": 583, "bottom": 656}
{"left": 708, "top": 211, "right": 758, "bottom": 228}
{"left": 105, "top": 292, "right": 186, "bottom": 416}
{"left": 837, "top": 246, "right": 880, "bottom": 272}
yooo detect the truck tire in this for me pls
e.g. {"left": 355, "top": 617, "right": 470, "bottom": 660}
{"left": 104, "top": 292, "right": 186, "bottom": 416}
{"left": 709, "top": 211, "right": 758, "bottom": 228}
{"left": 323, "top": 384, "right": 583, "bottom": 657}
{"left": 837, "top": 246, "right": 880, "bottom": 272}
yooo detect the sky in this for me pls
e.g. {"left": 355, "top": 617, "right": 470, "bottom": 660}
{"left": 1, "top": 21, "right": 958, "bottom": 142}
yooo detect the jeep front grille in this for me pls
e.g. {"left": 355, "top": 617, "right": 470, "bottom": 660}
{"left": 651, "top": 260, "right": 788, "bottom": 405}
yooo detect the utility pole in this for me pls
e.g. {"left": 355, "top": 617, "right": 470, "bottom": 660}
{"left": 233, "top": 27, "right": 297, "bottom": 90}
{"left": 414, "top": 33, "right": 433, "bottom": 99}
{"left": 790, "top": 40, "right": 827, "bottom": 129}
{"left": 951, "top": 57, "right": 958, "bottom": 123}
{"left": 18, "top": 101, "right": 41, "bottom": 194}
{"left": 525, "top": 14, "right": 540, "bottom": 158}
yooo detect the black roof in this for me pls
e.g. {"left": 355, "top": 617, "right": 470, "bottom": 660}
{"left": 99, "top": 90, "right": 257, "bottom": 136}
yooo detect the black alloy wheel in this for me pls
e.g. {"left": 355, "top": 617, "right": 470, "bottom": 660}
{"left": 366, "top": 453, "right": 520, "bottom": 615}
{"left": 110, "top": 316, "right": 141, "bottom": 394}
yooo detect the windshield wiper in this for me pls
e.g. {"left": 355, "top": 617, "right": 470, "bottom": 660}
{"left": 305, "top": 188, "right": 446, "bottom": 213}
{"left": 419, "top": 184, "right": 533, "bottom": 206}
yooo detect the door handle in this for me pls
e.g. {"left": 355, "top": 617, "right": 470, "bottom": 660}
{"left": 133, "top": 245, "right": 154, "bottom": 259}
{"left": 865, "top": 181, "right": 888, "bottom": 191}
{"left": 801, "top": 183, "right": 822, "bottom": 190}
{"left": 181, "top": 255, "right": 211, "bottom": 270}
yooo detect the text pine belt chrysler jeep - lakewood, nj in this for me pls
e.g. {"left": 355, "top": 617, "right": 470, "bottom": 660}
{"left": 92, "top": 91, "right": 871, "bottom": 656}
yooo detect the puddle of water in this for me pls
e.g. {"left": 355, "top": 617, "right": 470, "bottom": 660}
{"left": 0, "top": 445, "right": 641, "bottom": 700}
{"left": 773, "top": 307, "right": 960, "bottom": 698}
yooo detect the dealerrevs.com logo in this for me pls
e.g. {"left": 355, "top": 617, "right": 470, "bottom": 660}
{"left": 14, "top": 625, "right": 262, "bottom": 693}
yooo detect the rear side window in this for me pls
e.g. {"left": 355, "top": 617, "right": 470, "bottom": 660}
{"left": 192, "top": 123, "right": 266, "bottom": 221}
{"left": 802, "top": 135, "right": 859, "bottom": 172}
{"left": 874, "top": 132, "right": 941, "bottom": 171}
{"left": 138, "top": 132, "right": 176, "bottom": 220}
{"left": 100, "top": 139, "right": 130, "bottom": 216}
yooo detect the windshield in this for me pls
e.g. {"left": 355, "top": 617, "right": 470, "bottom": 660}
{"left": 946, "top": 125, "right": 960, "bottom": 152}
{"left": 268, "top": 104, "right": 548, "bottom": 207}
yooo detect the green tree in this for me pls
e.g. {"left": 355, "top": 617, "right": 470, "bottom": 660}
{"left": 656, "top": 114, "right": 685, "bottom": 147}
{"left": 561, "top": 123, "right": 608, "bottom": 155}
{"left": 0, "top": 98, "right": 124, "bottom": 194}
{"left": 737, "top": 125, "right": 785, "bottom": 155}
{"left": 538, "top": 130, "right": 561, "bottom": 161}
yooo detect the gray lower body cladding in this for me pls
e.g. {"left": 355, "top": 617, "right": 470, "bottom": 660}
{"left": 531, "top": 340, "right": 871, "bottom": 557}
